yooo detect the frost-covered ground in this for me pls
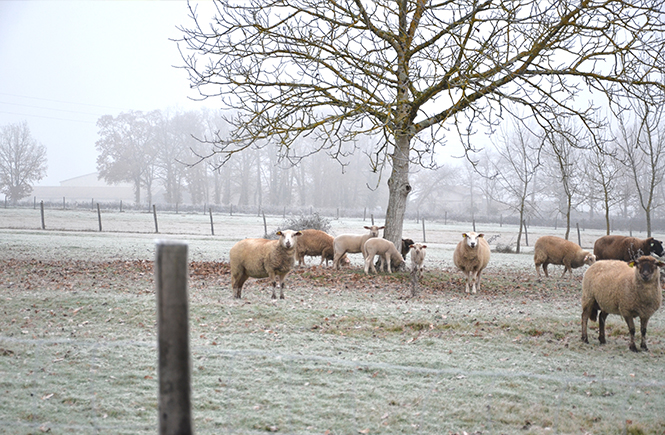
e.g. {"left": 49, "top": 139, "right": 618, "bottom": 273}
{"left": 2, "top": 208, "right": 664, "bottom": 434}
{"left": 0, "top": 207, "right": 613, "bottom": 270}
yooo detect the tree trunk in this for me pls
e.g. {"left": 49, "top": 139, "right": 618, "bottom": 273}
{"left": 383, "top": 134, "right": 411, "bottom": 247}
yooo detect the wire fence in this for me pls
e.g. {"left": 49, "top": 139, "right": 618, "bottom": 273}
{"left": 2, "top": 335, "right": 664, "bottom": 434}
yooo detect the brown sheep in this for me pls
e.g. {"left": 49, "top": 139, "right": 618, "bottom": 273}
{"left": 229, "top": 230, "right": 302, "bottom": 299}
{"left": 582, "top": 255, "right": 665, "bottom": 352}
{"left": 295, "top": 229, "right": 349, "bottom": 268}
{"left": 363, "top": 238, "right": 405, "bottom": 274}
{"left": 593, "top": 235, "right": 665, "bottom": 262}
{"left": 533, "top": 235, "right": 596, "bottom": 278}
{"left": 453, "top": 232, "right": 490, "bottom": 294}
{"left": 332, "top": 225, "right": 384, "bottom": 269}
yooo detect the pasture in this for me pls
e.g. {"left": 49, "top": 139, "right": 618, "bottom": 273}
{"left": 1, "top": 208, "right": 665, "bottom": 434}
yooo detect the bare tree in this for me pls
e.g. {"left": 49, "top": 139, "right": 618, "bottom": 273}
{"left": 177, "top": 0, "right": 665, "bottom": 246}
{"left": 542, "top": 119, "right": 587, "bottom": 240}
{"left": 485, "top": 118, "right": 543, "bottom": 253}
{"left": 585, "top": 133, "right": 624, "bottom": 234}
{"left": 615, "top": 101, "right": 665, "bottom": 236}
{"left": 0, "top": 121, "right": 47, "bottom": 204}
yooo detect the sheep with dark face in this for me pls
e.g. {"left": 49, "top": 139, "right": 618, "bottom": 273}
{"left": 401, "top": 238, "right": 415, "bottom": 259}
{"left": 229, "top": 230, "right": 302, "bottom": 299}
{"left": 582, "top": 255, "right": 665, "bottom": 352}
{"left": 453, "top": 232, "right": 490, "bottom": 294}
{"left": 593, "top": 235, "right": 665, "bottom": 262}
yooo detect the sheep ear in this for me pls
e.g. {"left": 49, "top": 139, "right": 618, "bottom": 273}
{"left": 462, "top": 233, "right": 467, "bottom": 238}
{"left": 295, "top": 231, "right": 303, "bottom": 236}
{"left": 478, "top": 234, "right": 485, "bottom": 238}
{"left": 276, "top": 231, "right": 283, "bottom": 236}
{"left": 657, "top": 260, "right": 665, "bottom": 268}
{"left": 378, "top": 226, "right": 385, "bottom": 230}
{"left": 363, "top": 226, "right": 371, "bottom": 230}
{"left": 628, "top": 260, "right": 636, "bottom": 268}
{"left": 422, "top": 245, "right": 427, "bottom": 249}
{"left": 409, "top": 244, "right": 415, "bottom": 249}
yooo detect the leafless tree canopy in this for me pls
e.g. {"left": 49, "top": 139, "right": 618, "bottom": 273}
{"left": 0, "top": 121, "right": 47, "bottom": 204}
{"left": 176, "top": 0, "right": 665, "bottom": 244}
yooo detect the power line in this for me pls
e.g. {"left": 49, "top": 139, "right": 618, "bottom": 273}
{"left": 0, "top": 109, "right": 97, "bottom": 124}
{"left": 0, "top": 92, "right": 126, "bottom": 111}
{"left": 0, "top": 100, "right": 105, "bottom": 117}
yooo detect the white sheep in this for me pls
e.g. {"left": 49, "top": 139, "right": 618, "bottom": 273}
{"left": 332, "top": 225, "right": 384, "bottom": 269}
{"left": 409, "top": 243, "right": 427, "bottom": 296}
{"left": 581, "top": 255, "right": 665, "bottom": 352}
{"left": 453, "top": 232, "right": 491, "bottom": 294}
{"left": 363, "top": 238, "right": 405, "bottom": 274}
{"left": 229, "top": 230, "right": 302, "bottom": 299}
{"left": 533, "top": 235, "right": 596, "bottom": 278}
{"left": 295, "top": 229, "right": 349, "bottom": 268}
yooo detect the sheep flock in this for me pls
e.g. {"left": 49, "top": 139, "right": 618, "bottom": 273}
{"left": 227, "top": 225, "right": 665, "bottom": 352}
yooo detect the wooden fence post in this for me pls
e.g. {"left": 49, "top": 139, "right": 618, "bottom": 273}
{"left": 120, "top": 200, "right": 123, "bottom": 213}
{"left": 63, "top": 197, "right": 66, "bottom": 210}
{"left": 422, "top": 218, "right": 426, "bottom": 243}
{"left": 577, "top": 222, "right": 581, "bottom": 246}
{"left": 40, "top": 201, "right": 45, "bottom": 230}
{"left": 153, "top": 204, "right": 159, "bottom": 233}
{"left": 97, "top": 203, "right": 102, "bottom": 232}
{"left": 209, "top": 207, "right": 214, "bottom": 236}
{"left": 155, "top": 241, "right": 192, "bottom": 435}
{"left": 262, "top": 211, "right": 268, "bottom": 237}
{"left": 371, "top": 214, "right": 375, "bottom": 225}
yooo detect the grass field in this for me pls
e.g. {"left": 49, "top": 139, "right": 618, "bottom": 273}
{"left": 1, "top": 208, "right": 665, "bottom": 434}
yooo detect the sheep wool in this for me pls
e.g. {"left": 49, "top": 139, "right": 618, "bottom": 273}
{"left": 229, "top": 230, "right": 302, "bottom": 299}
{"left": 582, "top": 255, "right": 665, "bottom": 352}
{"left": 332, "top": 225, "right": 384, "bottom": 269}
{"left": 363, "top": 238, "right": 404, "bottom": 274}
{"left": 453, "top": 232, "right": 490, "bottom": 294}
{"left": 533, "top": 235, "right": 596, "bottom": 278}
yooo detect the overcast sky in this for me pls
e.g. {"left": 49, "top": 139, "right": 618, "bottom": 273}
{"left": 0, "top": 1, "right": 210, "bottom": 186}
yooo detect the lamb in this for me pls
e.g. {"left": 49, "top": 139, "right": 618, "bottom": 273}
{"left": 453, "top": 232, "right": 491, "bottom": 294}
{"left": 409, "top": 243, "right": 427, "bottom": 296}
{"left": 229, "top": 229, "right": 302, "bottom": 299}
{"left": 401, "top": 238, "right": 415, "bottom": 259}
{"left": 581, "top": 255, "right": 665, "bottom": 352}
{"left": 363, "top": 238, "right": 405, "bottom": 274}
{"left": 295, "top": 229, "right": 349, "bottom": 268}
{"left": 533, "top": 235, "right": 596, "bottom": 278}
{"left": 332, "top": 225, "right": 384, "bottom": 269}
{"left": 593, "top": 235, "right": 665, "bottom": 262}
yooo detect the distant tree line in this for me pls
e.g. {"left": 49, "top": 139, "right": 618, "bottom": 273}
{"left": 93, "top": 105, "right": 665, "bottom": 239}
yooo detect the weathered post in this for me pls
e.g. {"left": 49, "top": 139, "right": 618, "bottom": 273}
{"left": 577, "top": 222, "right": 581, "bottom": 246}
{"left": 262, "top": 211, "right": 268, "bottom": 237}
{"left": 422, "top": 218, "right": 426, "bottom": 244}
{"left": 97, "top": 203, "right": 102, "bottom": 232}
{"left": 371, "top": 214, "right": 375, "bottom": 225}
{"left": 153, "top": 204, "right": 159, "bottom": 233}
{"left": 63, "top": 197, "right": 66, "bottom": 210}
{"left": 209, "top": 207, "right": 214, "bottom": 236}
{"left": 40, "top": 201, "right": 45, "bottom": 230}
{"left": 120, "top": 200, "right": 123, "bottom": 213}
{"left": 155, "top": 241, "right": 192, "bottom": 435}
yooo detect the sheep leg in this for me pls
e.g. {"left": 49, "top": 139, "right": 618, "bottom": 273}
{"left": 543, "top": 263, "right": 549, "bottom": 278}
{"left": 640, "top": 317, "right": 650, "bottom": 351}
{"left": 232, "top": 272, "right": 248, "bottom": 299}
{"left": 364, "top": 256, "right": 371, "bottom": 274}
{"left": 598, "top": 311, "right": 608, "bottom": 344}
{"left": 470, "top": 271, "right": 478, "bottom": 294}
{"left": 623, "top": 316, "right": 639, "bottom": 352}
{"left": 581, "top": 310, "right": 589, "bottom": 344}
{"left": 385, "top": 254, "right": 392, "bottom": 273}
{"left": 464, "top": 271, "right": 471, "bottom": 294}
{"left": 535, "top": 264, "right": 541, "bottom": 279}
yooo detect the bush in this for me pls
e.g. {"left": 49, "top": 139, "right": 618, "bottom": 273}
{"left": 268, "top": 213, "right": 332, "bottom": 239}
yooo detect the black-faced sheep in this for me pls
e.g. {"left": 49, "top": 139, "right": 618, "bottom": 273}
{"left": 229, "top": 230, "right": 302, "bottom": 299}
{"left": 453, "top": 232, "right": 490, "bottom": 294}
{"left": 401, "top": 238, "right": 415, "bottom": 259}
{"left": 581, "top": 255, "right": 665, "bottom": 352}
{"left": 533, "top": 235, "right": 596, "bottom": 278}
{"left": 593, "top": 235, "right": 665, "bottom": 262}
{"left": 295, "top": 229, "right": 349, "bottom": 268}
{"left": 332, "top": 225, "right": 384, "bottom": 269}
{"left": 363, "top": 238, "right": 405, "bottom": 274}
{"left": 409, "top": 243, "right": 427, "bottom": 296}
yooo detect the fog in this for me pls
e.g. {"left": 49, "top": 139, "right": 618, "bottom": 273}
{"left": 0, "top": 1, "right": 209, "bottom": 186}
